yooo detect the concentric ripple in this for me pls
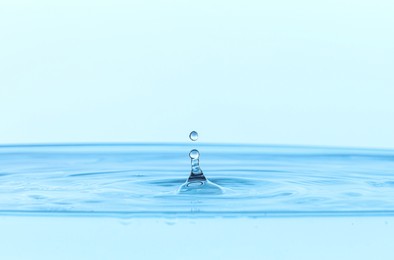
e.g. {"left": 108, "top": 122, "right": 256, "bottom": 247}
{"left": 0, "top": 144, "right": 394, "bottom": 217}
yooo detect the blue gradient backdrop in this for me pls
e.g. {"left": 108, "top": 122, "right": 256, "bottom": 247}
{"left": 0, "top": 0, "right": 393, "bottom": 148}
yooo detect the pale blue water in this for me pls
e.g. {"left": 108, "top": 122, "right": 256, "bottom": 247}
{"left": 1, "top": 143, "right": 393, "bottom": 217}
{"left": 1, "top": 144, "right": 394, "bottom": 260}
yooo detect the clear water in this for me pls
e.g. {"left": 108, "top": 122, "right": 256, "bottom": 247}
{"left": 1, "top": 143, "right": 394, "bottom": 260}
{"left": 189, "top": 131, "right": 198, "bottom": 141}
{"left": 1, "top": 143, "right": 394, "bottom": 217}
{"left": 178, "top": 131, "right": 225, "bottom": 195}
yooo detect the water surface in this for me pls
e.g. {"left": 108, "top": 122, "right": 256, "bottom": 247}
{"left": 0, "top": 143, "right": 393, "bottom": 217}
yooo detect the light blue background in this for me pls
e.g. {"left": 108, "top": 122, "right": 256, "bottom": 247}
{"left": 0, "top": 0, "right": 393, "bottom": 148}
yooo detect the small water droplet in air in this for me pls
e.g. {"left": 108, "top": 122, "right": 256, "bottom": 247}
{"left": 189, "top": 149, "right": 200, "bottom": 159}
{"left": 189, "top": 131, "right": 198, "bottom": 141}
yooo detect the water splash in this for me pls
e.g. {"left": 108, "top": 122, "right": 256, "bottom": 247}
{"left": 188, "top": 149, "right": 205, "bottom": 181}
{"left": 178, "top": 132, "right": 224, "bottom": 195}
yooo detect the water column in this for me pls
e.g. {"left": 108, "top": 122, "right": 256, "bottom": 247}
{"left": 178, "top": 131, "right": 223, "bottom": 194}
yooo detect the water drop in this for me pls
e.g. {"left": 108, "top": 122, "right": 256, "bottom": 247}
{"left": 178, "top": 132, "right": 224, "bottom": 195}
{"left": 189, "top": 149, "right": 200, "bottom": 159}
{"left": 189, "top": 131, "right": 198, "bottom": 141}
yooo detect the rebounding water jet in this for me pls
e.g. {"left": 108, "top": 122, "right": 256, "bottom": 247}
{"left": 178, "top": 131, "right": 223, "bottom": 194}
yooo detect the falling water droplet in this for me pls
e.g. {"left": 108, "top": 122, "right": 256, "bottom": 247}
{"left": 178, "top": 132, "right": 224, "bottom": 195}
{"left": 189, "top": 131, "right": 198, "bottom": 141}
